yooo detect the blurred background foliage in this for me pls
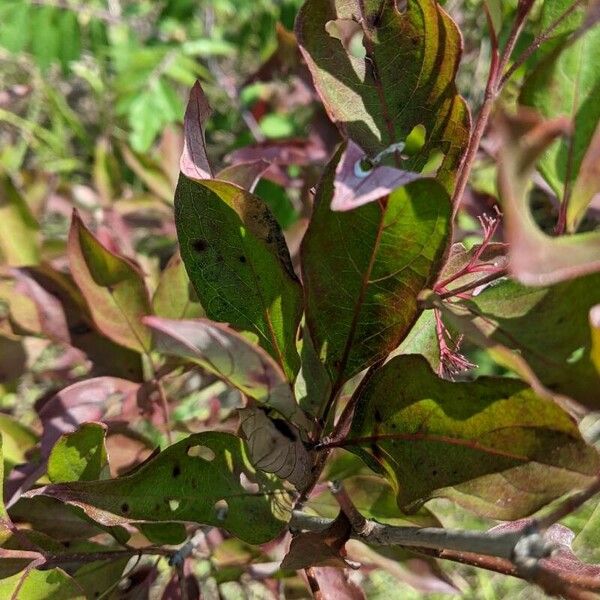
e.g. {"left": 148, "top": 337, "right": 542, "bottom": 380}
{"left": 1, "top": 1, "right": 593, "bottom": 597}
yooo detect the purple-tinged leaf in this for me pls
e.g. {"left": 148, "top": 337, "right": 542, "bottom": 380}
{"left": 331, "top": 141, "right": 421, "bottom": 211}
{"left": 591, "top": 304, "right": 600, "bottom": 375}
{"left": 217, "top": 159, "right": 270, "bottom": 193}
{"left": 305, "top": 567, "right": 366, "bottom": 600}
{"left": 226, "top": 138, "right": 328, "bottom": 166}
{"left": 497, "top": 110, "right": 600, "bottom": 285}
{"left": 349, "top": 354, "right": 600, "bottom": 518}
{"left": 68, "top": 211, "right": 152, "bottom": 353}
{"left": 180, "top": 81, "right": 213, "bottom": 181}
{"left": 144, "top": 316, "right": 310, "bottom": 430}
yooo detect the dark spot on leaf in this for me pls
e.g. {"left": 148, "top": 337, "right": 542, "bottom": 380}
{"left": 266, "top": 234, "right": 273, "bottom": 244}
{"left": 70, "top": 322, "right": 93, "bottom": 335}
{"left": 62, "top": 541, "right": 71, "bottom": 548}
{"left": 172, "top": 464, "right": 181, "bottom": 478}
{"left": 192, "top": 239, "right": 208, "bottom": 252}
{"left": 121, "top": 502, "right": 129, "bottom": 513}
{"left": 432, "top": 470, "right": 438, "bottom": 477}
{"left": 238, "top": 255, "right": 247, "bottom": 263}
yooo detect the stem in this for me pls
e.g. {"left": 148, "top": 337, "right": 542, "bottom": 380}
{"left": 437, "top": 268, "right": 507, "bottom": 300}
{"left": 146, "top": 355, "right": 173, "bottom": 444}
{"left": 499, "top": 0, "right": 588, "bottom": 90}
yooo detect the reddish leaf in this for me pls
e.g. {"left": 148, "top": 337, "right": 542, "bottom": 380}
{"left": 217, "top": 159, "right": 270, "bottom": 193}
{"left": 180, "top": 81, "right": 213, "bottom": 181}
{"left": 331, "top": 140, "right": 421, "bottom": 211}
{"left": 306, "top": 567, "right": 366, "bottom": 600}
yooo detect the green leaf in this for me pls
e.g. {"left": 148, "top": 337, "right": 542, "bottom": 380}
{"left": 348, "top": 355, "right": 599, "bottom": 518}
{"left": 0, "top": 436, "right": 13, "bottom": 544}
{"left": 175, "top": 176, "right": 303, "bottom": 380}
{"left": 296, "top": 0, "right": 470, "bottom": 191}
{"left": 151, "top": 252, "right": 204, "bottom": 320}
{"left": 302, "top": 148, "right": 451, "bottom": 387}
{"left": 26, "top": 432, "right": 291, "bottom": 545}
{"left": 0, "top": 414, "right": 38, "bottom": 471}
{"left": 73, "top": 559, "right": 129, "bottom": 600}
{"left": 520, "top": 8, "right": 600, "bottom": 205}
{"left": 0, "top": 175, "right": 39, "bottom": 266}
{"left": 68, "top": 211, "right": 152, "bottom": 354}
{"left": 496, "top": 111, "right": 600, "bottom": 285}
{"left": 0, "top": 568, "right": 85, "bottom": 600}
{"left": 459, "top": 274, "right": 600, "bottom": 409}
{"left": 145, "top": 316, "right": 311, "bottom": 430}
{"left": 48, "top": 423, "right": 109, "bottom": 484}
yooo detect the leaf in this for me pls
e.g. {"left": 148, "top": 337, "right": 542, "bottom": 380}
{"left": 348, "top": 354, "right": 599, "bottom": 518}
{"left": 151, "top": 252, "right": 204, "bottom": 320}
{"left": 331, "top": 140, "right": 421, "bottom": 211}
{"left": 175, "top": 176, "right": 303, "bottom": 379}
{"left": 296, "top": 0, "right": 470, "bottom": 191}
{"left": 302, "top": 148, "right": 451, "bottom": 386}
{"left": 281, "top": 511, "right": 352, "bottom": 570}
{"left": 4, "top": 377, "right": 141, "bottom": 506}
{"left": 217, "top": 160, "right": 270, "bottom": 193}
{"left": 68, "top": 211, "right": 152, "bottom": 353}
{"left": 25, "top": 432, "right": 291, "bottom": 545}
{"left": 144, "top": 316, "right": 310, "bottom": 429}
{"left": 569, "top": 121, "right": 600, "bottom": 231}
{"left": 0, "top": 414, "right": 37, "bottom": 471}
{"left": 306, "top": 567, "right": 366, "bottom": 600}
{"left": 520, "top": 12, "right": 600, "bottom": 207}
{"left": 73, "top": 559, "right": 129, "bottom": 600}
{"left": 0, "top": 568, "right": 85, "bottom": 600}
{"left": 458, "top": 274, "right": 600, "bottom": 409}
{"left": 48, "top": 423, "right": 109, "bottom": 484}
{"left": 0, "top": 175, "right": 39, "bottom": 266}
{"left": 591, "top": 304, "right": 600, "bottom": 375}
{"left": 496, "top": 110, "right": 600, "bottom": 285}
{"left": 238, "top": 407, "right": 312, "bottom": 489}
{"left": 120, "top": 144, "right": 174, "bottom": 203}
{"left": 180, "top": 81, "right": 213, "bottom": 181}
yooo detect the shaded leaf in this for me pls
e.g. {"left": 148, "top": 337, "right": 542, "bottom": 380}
{"left": 151, "top": 252, "right": 204, "bottom": 320}
{"left": 496, "top": 110, "right": 600, "bottom": 285}
{"left": 217, "top": 159, "right": 270, "bottom": 193}
{"left": 25, "top": 432, "right": 291, "bottom": 545}
{"left": 282, "top": 511, "right": 352, "bottom": 570}
{"left": 68, "top": 211, "right": 152, "bottom": 353}
{"left": 302, "top": 148, "right": 451, "bottom": 386}
{"left": 296, "top": 0, "right": 470, "bottom": 190}
{"left": 238, "top": 407, "right": 312, "bottom": 489}
{"left": 47, "top": 422, "right": 109, "bottom": 484}
{"left": 591, "top": 304, "right": 600, "bottom": 375}
{"left": 73, "top": 559, "right": 129, "bottom": 600}
{"left": 145, "top": 316, "right": 310, "bottom": 429}
{"left": 348, "top": 355, "right": 599, "bottom": 518}
{"left": 175, "top": 176, "right": 303, "bottom": 379}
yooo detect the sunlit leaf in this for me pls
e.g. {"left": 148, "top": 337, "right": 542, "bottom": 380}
{"left": 26, "top": 432, "right": 291, "bottom": 545}
{"left": 348, "top": 355, "right": 599, "bottom": 518}
{"left": 47, "top": 423, "right": 109, "bottom": 484}
{"left": 496, "top": 110, "right": 600, "bottom": 285}
{"left": 296, "top": 0, "right": 470, "bottom": 191}
{"left": 68, "top": 211, "right": 152, "bottom": 353}
{"left": 0, "top": 568, "right": 85, "bottom": 600}
{"left": 175, "top": 176, "right": 303, "bottom": 379}
{"left": 302, "top": 148, "right": 451, "bottom": 387}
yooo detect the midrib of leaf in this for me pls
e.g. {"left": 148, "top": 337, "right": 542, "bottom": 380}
{"left": 189, "top": 197, "right": 289, "bottom": 376}
{"left": 106, "top": 285, "right": 150, "bottom": 355}
{"left": 332, "top": 200, "right": 387, "bottom": 393}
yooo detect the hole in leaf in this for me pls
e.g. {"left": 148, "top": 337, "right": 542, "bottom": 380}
{"left": 239, "top": 472, "right": 260, "bottom": 494}
{"left": 325, "top": 19, "right": 366, "bottom": 59}
{"left": 404, "top": 124, "right": 427, "bottom": 156}
{"left": 168, "top": 499, "right": 180, "bottom": 512}
{"left": 354, "top": 156, "right": 375, "bottom": 178}
{"left": 172, "top": 464, "right": 181, "bottom": 478}
{"left": 214, "top": 499, "right": 229, "bottom": 521}
{"left": 121, "top": 503, "right": 130, "bottom": 514}
{"left": 187, "top": 445, "right": 216, "bottom": 461}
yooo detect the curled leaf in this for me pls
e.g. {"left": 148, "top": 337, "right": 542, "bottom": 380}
{"left": 238, "top": 407, "right": 312, "bottom": 490}
{"left": 180, "top": 81, "right": 213, "bottom": 181}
